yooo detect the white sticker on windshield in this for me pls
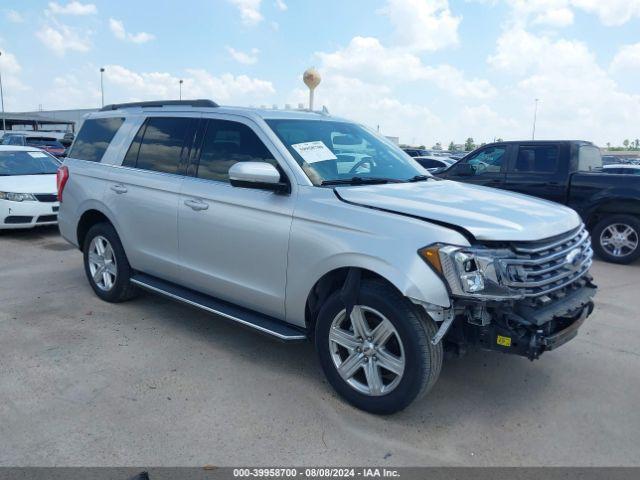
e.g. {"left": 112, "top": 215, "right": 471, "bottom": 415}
{"left": 28, "top": 152, "right": 48, "bottom": 158}
{"left": 291, "top": 141, "right": 337, "bottom": 164}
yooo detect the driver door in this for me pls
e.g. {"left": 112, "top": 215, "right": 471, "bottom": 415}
{"left": 442, "top": 145, "right": 508, "bottom": 189}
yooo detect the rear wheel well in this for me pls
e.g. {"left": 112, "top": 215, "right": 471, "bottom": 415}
{"left": 305, "top": 267, "right": 402, "bottom": 331}
{"left": 77, "top": 210, "right": 112, "bottom": 251}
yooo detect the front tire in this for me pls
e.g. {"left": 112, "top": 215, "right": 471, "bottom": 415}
{"left": 315, "top": 279, "right": 442, "bottom": 415}
{"left": 83, "top": 222, "right": 138, "bottom": 302}
{"left": 592, "top": 215, "right": 640, "bottom": 264}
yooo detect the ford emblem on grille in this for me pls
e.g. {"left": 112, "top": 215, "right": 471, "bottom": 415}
{"left": 565, "top": 248, "right": 583, "bottom": 271}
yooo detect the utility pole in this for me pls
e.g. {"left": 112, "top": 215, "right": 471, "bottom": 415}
{"left": 100, "top": 68, "right": 105, "bottom": 107}
{"left": 532, "top": 98, "right": 539, "bottom": 140}
{"left": 0, "top": 51, "right": 6, "bottom": 134}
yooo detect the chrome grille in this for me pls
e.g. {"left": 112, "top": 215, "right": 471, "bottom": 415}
{"left": 500, "top": 225, "right": 593, "bottom": 298}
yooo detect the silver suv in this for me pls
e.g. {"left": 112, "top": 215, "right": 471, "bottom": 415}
{"left": 58, "top": 100, "right": 596, "bottom": 414}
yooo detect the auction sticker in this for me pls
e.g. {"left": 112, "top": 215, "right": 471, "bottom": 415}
{"left": 291, "top": 141, "right": 337, "bottom": 164}
{"left": 28, "top": 151, "right": 49, "bottom": 158}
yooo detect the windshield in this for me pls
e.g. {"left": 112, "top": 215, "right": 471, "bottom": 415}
{"left": 266, "top": 119, "right": 427, "bottom": 185}
{"left": 0, "top": 151, "right": 61, "bottom": 176}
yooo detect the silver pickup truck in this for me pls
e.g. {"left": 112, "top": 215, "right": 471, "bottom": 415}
{"left": 57, "top": 100, "right": 596, "bottom": 414}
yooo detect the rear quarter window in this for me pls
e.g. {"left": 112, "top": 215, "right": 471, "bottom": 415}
{"left": 68, "top": 117, "right": 124, "bottom": 162}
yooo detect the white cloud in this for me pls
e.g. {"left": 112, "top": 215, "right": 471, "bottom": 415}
{"left": 288, "top": 75, "right": 443, "bottom": 144}
{"left": 610, "top": 42, "right": 640, "bottom": 73}
{"left": 0, "top": 50, "right": 29, "bottom": 102}
{"left": 501, "top": 0, "right": 640, "bottom": 27}
{"left": 379, "top": 0, "right": 461, "bottom": 52}
{"left": 488, "top": 28, "right": 640, "bottom": 143}
{"left": 47, "top": 1, "right": 97, "bottom": 15}
{"left": 571, "top": 0, "right": 640, "bottom": 26}
{"left": 5, "top": 10, "right": 24, "bottom": 23}
{"left": 226, "top": 46, "right": 260, "bottom": 64}
{"left": 318, "top": 36, "right": 496, "bottom": 99}
{"left": 503, "top": 0, "right": 574, "bottom": 27}
{"left": 109, "top": 18, "right": 155, "bottom": 43}
{"left": 35, "top": 22, "right": 91, "bottom": 56}
{"left": 228, "top": 0, "right": 263, "bottom": 26}
{"left": 102, "top": 65, "right": 275, "bottom": 103}
{"left": 274, "top": 0, "right": 287, "bottom": 11}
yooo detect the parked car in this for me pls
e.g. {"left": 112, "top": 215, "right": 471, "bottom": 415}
{"left": 0, "top": 146, "right": 61, "bottom": 229}
{"left": 414, "top": 156, "right": 456, "bottom": 172}
{"left": 61, "top": 132, "right": 75, "bottom": 148}
{"left": 603, "top": 164, "right": 640, "bottom": 175}
{"left": 2, "top": 134, "right": 67, "bottom": 158}
{"left": 58, "top": 100, "right": 596, "bottom": 414}
{"left": 437, "top": 140, "right": 640, "bottom": 264}
{"left": 402, "top": 148, "right": 431, "bottom": 157}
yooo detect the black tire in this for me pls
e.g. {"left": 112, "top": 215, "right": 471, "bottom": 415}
{"left": 315, "top": 279, "right": 442, "bottom": 415}
{"left": 592, "top": 215, "right": 640, "bottom": 265}
{"left": 83, "top": 222, "right": 138, "bottom": 302}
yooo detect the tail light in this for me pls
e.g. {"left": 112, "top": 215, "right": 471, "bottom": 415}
{"left": 56, "top": 165, "right": 69, "bottom": 202}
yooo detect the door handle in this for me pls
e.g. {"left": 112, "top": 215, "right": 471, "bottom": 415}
{"left": 110, "top": 184, "right": 128, "bottom": 194}
{"left": 184, "top": 199, "right": 209, "bottom": 211}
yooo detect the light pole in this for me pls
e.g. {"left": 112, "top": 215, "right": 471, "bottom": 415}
{"left": 100, "top": 67, "right": 105, "bottom": 107}
{"left": 0, "top": 51, "right": 6, "bottom": 134}
{"left": 532, "top": 98, "right": 539, "bottom": 140}
{"left": 179, "top": 79, "right": 183, "bottom": 100}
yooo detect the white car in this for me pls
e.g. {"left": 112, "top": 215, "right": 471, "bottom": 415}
{"left": 0, "top": 146, "right": 61, "bottom": 229}
{"left": 603, "top": 164, "right": 640, "bottom": 175}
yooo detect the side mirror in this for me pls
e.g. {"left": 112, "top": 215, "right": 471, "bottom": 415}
{"left": 229, "top": 162, "right": 290, "bottom": 193}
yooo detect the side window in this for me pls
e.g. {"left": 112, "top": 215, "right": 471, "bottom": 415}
{"left": 125, "top": 117, "right": 193, "bottom": 174}
{"left": 68, "top": 117, "right": 124, "bottom": 162}
{"left": 196, "top": 119, "right": 277, "bottom": 182}
{"left": 577, "top": 145, "right": 602, "bottom": 172}
{"left": 515, "top": 145, "right": 559, "bottom": 173}
{"left": 464, "top": 146, "right": 506, "bottom": 175}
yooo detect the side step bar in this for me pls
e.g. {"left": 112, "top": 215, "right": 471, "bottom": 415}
{"left": 130, "top": 273, "right": 307, "bottom": 342}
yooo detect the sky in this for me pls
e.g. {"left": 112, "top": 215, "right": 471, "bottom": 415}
{"left": 1, "top": 0, "right": 640, "bottom": 147}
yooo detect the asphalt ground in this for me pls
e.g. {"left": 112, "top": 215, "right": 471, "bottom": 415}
{"left": 1, "top": 226, "right": 638, "bottom": 466}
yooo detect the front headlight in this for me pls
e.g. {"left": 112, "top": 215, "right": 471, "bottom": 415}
{"left": 419, "top": 244, "right": 522, "bottom": 300}
{"left": 0, "top": 192, "right": 37, "bottom": 202}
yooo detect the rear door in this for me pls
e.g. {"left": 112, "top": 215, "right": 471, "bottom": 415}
{"left": 504, "top": 143, "right": 568, "bottom": 204}
{"left": 441, "top": 144, "right": 508, "bottom": 188}
{"left": 177, "top": 116, "right": 294, "bottom": 319}
{"left": 105, "top": 115, "right": 198, "bottom": 282}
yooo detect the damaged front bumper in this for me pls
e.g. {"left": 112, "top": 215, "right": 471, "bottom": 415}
{"left": 441, "top": 277, "right": 597, "bottom": 360}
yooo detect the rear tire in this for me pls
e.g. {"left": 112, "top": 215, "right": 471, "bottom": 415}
{"left": 592, "top": 215, "right": 640, "bottom": 265}
{"left": 83, "top": 222, "right": 138, "bottom": 302}
{"left": 315, "top": 279, "right": 442, "bottom": 415}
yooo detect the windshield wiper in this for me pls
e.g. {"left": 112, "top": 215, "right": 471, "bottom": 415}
{"left": 321, "top": 177, "right": 400, "bottom": 186}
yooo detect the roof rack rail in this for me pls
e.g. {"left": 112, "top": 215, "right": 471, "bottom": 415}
{"left": 100, "top": 99, "right": 219, "bottom": 111}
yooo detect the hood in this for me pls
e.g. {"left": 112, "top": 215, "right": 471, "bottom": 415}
{"left": 335, "top": 180, "right": 581, "bottom": 242}
{"left": 0, "top": 174, "right": 57, "bottom": 194}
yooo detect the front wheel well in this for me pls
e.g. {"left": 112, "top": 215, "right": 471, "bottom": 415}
{"left": 304, "top": 267, "right": 402, "bottom": 331}
{"left": 77, "top": 209, "right": 112, "bottom": 251}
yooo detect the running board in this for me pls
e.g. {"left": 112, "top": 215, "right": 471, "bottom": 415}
{"left": 130, "top": 273, "right": 307, "bottom": 342}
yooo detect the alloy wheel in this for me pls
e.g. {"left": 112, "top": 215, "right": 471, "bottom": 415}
{"left": 88, "top": 235, "right": 118, "bottom": 291}
{"left": 600, "top": 223, "right": 639, "bottom": 258}
{"left": 328, "top": 305, "right": 405, "bottom": 396}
